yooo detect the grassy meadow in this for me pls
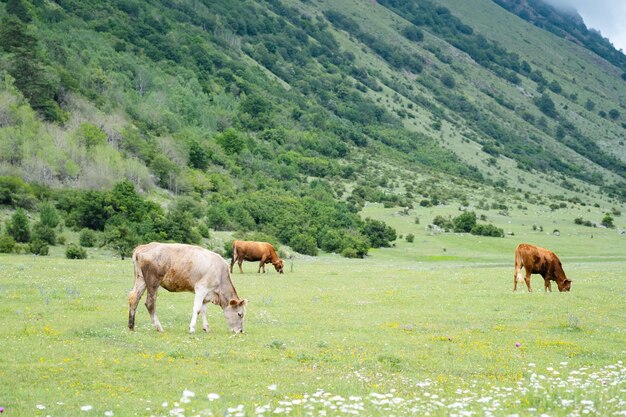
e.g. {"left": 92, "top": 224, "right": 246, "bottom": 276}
{"left": 1, "top": 203, "right": 626, "bottom": 417}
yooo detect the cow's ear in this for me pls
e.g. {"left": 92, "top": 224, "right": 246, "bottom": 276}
{"left": 239, "top": 298, "right": 248, "bottom": 306}
{"left": 229, "top": 299, "right": 238, "bottom": 307}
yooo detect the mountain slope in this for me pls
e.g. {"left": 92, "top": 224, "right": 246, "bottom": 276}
{"left": 0, "top": 0, "right": 625, "bottom": 254}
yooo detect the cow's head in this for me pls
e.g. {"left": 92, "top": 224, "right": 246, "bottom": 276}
{"left": 224, "top": 298, "right": 247, "bottom": 333}
{"left": 558, "top": 279, "right": 572, "bottom": 292}
{"left": 273, "top": 259, "right": 284, "bottom": 274}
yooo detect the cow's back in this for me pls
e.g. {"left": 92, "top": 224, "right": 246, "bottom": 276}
{"left": 234, "top": 240, "right": 271, "bottom": 261}
{"left": 135, "top": 243, "right": 230, "bottom": 292}
{"left": 516, "top": 243, "right": 558, "bottom": 275}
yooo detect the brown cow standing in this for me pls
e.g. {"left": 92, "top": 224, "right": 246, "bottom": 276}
{"left": 230, "top": 240, "right": 284, "bottom": 274}
{"left": 513, "top": 243, "right": 571, "bottom": 292}
{"left": 128, "top": 242, "right": 247, "bottom": 334}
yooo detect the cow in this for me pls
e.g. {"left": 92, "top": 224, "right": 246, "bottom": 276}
{"left": 230, "top": 240, "right": 284, "bottom": 274}
{"left": 513, "top": 243, "right": 571, "bottom": 292}
{"left": 128, "top": 242, "right": 247, "bottom": 334}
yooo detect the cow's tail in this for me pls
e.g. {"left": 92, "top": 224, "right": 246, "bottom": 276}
{"left": 232, "top": 242, "right": 238, "bottom": 262}
{"left": 514, "top": 248, "right": 525, "bottom": 282}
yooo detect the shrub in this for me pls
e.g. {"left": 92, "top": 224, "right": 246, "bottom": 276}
{"left": 470, "top": 223, "right": 504, "bottom": 237}
{"left": 79, "top": 229, "right": 97, "bottom": 247}
{"left": 601, "top": 214, "right": 615, "bottom": 228}
{"left": 66, "top": 244, "right": 87, "bottom": 259}
{"left": 6, "top": 208, "right": 30, "bottom": 243}
{"left": 405, "top": 233, "right": 415, "bottom": 243}
{"left": 361, "top": 218, "right": 397, "bottom": 248}
{"left": 433, "top": 215, "right": 453, "bottom": 231}
{"left": 31, "top": 222, "right": 56, "bottom": 245}
{"left": 29, "top": 239, "right": 49, "bottom": 256}
{"left": 453, "top": 211, "right": 477, "bottom": 233}
{"left": 39, "top": 202, "right": 60, "bottom": 228}
{"left": 223, "top": 240, "right": 235, "bottom": 259}
{"left": 0, "top": 234, "right": 16, "bottom": 253}
{"left": 290, "top": 234, "right": 318, "bottom": 256}
{"left": 338, "top": 232, "right": 369, "bottom": 258}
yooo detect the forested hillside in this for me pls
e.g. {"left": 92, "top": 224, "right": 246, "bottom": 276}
{"left": 0, "top": 0, "right": 625, "bottom": 258}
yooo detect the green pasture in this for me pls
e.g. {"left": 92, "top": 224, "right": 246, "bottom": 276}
{"left": 1, "top": 205, "right": 625, "bottom": 416}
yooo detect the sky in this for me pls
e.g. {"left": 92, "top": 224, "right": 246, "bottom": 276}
{"left": 545, "top": 0, "right": 626, "bottom": 52}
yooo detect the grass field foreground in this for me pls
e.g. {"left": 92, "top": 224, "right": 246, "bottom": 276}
{"left": 1, "top": 228, "right": 625, "bottom": 417}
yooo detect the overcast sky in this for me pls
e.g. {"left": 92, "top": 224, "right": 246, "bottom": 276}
{"left": 545, "top": 0, "right": 626, "bottom": 52}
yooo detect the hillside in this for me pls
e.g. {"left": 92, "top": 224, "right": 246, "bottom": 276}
{"left": 0, "top": 0, "right": 625, "bottom": 257}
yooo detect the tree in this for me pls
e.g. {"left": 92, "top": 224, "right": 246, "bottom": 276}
{"left": 238, "top": 94, "right": 273, "bottom": 130}
{"left": 453, "top": 211, "right": 477, "bottom": 233}
{"left": 104, "top": 222, "right": 139, "bottom": 260}
{"left": 601, "top": 214, "right": 615, "bottom": 229}
{"left": 39, "top": 202, "right": 60, "bottom": 228}
{"left": 361, "top": 218, "right": 396, "bottom": 248}
{"left": 290, "top": 233, "right": 318, "bottom": 256}
{"left": 215, "top": 128, "right": 245, "bottom": 155}
{"left": 31, "top": 221, "right": 56, "bottom": 245}
{"left": 76, "top": 123, "right": 107, "bottom": 149}
{"left": 534, "top": 93, "right": 558, "bottom": 118}
{"left": 79, "top": 229, "right": 97, "bottom": 247}
{"left": 188, "top": 140, "right": 209, "bottom": 170}
{"left": 0, "top": 17, "right": 66, "bottom": 122}
{"left": 7, "top": 208, "right": 30, "bottom": 243}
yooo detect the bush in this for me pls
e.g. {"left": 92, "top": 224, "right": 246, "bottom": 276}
{"left": 338, "top": 232, "right": 369, "bottom": 258}
{"left": 601, "top": 214, "right": 615, "bottom": 228}
{"left": 79, "top": 229, "right": 97, "bottom": 247}
{"left": 361, "top": 218, "right": 396, "bottom": 248}
{"left": 0, "top": 234, "right": 16, "bottom": 253}
{"left": 39, "top": 202, "right": 60, "bottom": 228}
{"left": 66, "top": 244, "right": 87, "bottom": 259}
{"left": 32, "top": 222, "right": 56, "bottom": 245}
{"left": 453, "top": 211, "right": 477, "bottom": 233}
{"left": 6, "top": 208, "right": 31, "bottom": 243}
{"left": 29, "top": 239, "right": 49, "bottom": 256}
{"left": 433, "top": 215, "right": 453, "bottom": 231}
{"left": 223, "top": 240, "right": 235, "bottom": 260}
{"left": 405, "top": 233, "right": 415, "bottom": 243}
{"left": 470, "top": 223, "right": 504, "bottom": 237}
{"left": 290, "top": 234, "right": 318, "bottom": 256}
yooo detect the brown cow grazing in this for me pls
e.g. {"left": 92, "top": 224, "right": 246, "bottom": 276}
{"left": 128, "top": 242, "right": 247, "bottom": 334}
{"left": 230, "top": 240, "right": 284, "bottom": 274}
{"left": 513, "top": 243, "right": 571, "bottom": 292}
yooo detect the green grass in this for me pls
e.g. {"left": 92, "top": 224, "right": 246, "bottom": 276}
{"left": 1, "top": 206, "right": 625, "bottom": 416}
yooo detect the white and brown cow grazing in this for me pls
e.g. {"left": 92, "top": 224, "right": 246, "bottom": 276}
{"left": 230, "top": 240, "right": 284, "bottom": 274}
{"left": 514, "top": 243, "right": 571, "bottom": 292}
{"left": 128, "top": 242, "right": 247, "bottom": 334}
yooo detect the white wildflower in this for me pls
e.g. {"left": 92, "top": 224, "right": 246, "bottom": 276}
{"left": 207, "top": 393, "right": 220, "bottom": 401}
{"left": 80, "top": 405, "right": 93, "bottom": 411}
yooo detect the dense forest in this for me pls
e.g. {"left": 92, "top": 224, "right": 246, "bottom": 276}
{"left": 0, "top": 0, "right": 625, "bottom": 258}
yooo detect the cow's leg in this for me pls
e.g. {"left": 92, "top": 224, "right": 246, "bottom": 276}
{"left": 200, "top": 302, "right": 210, "bottom": 332}
{"left": 237, "top": 258, "right": 244, "bottom": 273}
{"left": 513, "top": 262, "right": 524, "bottom": 292}
{"left": 524, "top": 266, "right": 532, "bottom": 292}
{"left": 230, "top": 256, "right": 235, "bottom": 274}
{"left": 128, "top": 277, "right": 146, "bottom": 331}
{"left": 145, "top": 286, "right": 164, "bottom": 332}
{"left": 544, "top": 278, "right": 552, "bottom": 292}
{"left": 189, "top": 288, "right": 210, "bottom": 333}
